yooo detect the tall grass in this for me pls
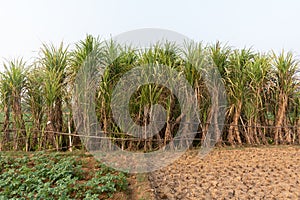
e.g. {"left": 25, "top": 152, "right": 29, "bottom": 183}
{"left": 0, "top": 36, "right": 300, "bottom": 151}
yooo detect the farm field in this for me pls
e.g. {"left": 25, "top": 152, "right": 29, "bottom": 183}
{"left": 1, "top": 1, "right": 300, "bottom": 199}
{"left": 149, "top": 146, "right": 300, "bottom": 199}
{"left": 0, "top": 151, "right": 129, "bottom": 199}
{"left": 0, "top": 28, "right": 300, "bottom": 200}
{"left": 1, "top": 146, "right": 299, "bottom": 199}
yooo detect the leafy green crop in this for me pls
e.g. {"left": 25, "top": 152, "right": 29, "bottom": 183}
{"left": 0, "top": 152, "right": 128, "bottom": 199}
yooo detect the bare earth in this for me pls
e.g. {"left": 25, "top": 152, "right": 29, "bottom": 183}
{"left": 147, "top": 146, "right": 300, "bottom": 200}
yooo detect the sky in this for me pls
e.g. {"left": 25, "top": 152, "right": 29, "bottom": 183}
{"left": 1, "top": 0, "right": 300, "bottom": 64}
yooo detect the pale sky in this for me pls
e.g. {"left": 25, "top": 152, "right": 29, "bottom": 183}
{"left": 1, "top": 0, "right": 300, "bottom": 64}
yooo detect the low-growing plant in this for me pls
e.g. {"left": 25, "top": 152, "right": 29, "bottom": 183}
{"left": 0, "top": 152, "right": 128, "bottom": 199}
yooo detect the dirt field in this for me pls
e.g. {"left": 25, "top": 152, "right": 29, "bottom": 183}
{"left": 145, "top": 146, "right": 300, "bottom": 199}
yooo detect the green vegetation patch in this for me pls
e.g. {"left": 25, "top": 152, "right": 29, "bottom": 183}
{"left": 0, "top": 151, "right": 128, "bottom": 199}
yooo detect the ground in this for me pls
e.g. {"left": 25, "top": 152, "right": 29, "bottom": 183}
{"left": 1, "top": 146, "right": 299, "bottom": 199}
{"left": 148, "top": 146, "right": 300, "bottom": 199}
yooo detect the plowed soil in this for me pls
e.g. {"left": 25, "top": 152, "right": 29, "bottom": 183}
{"left": 147, "top": 146, "right": 300, "bottom": 200}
